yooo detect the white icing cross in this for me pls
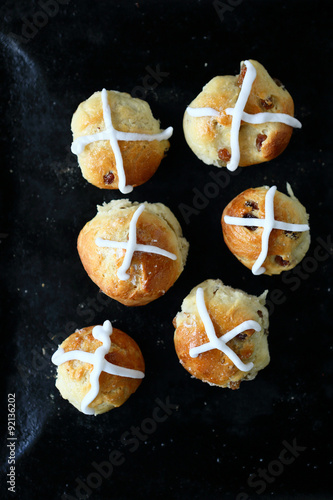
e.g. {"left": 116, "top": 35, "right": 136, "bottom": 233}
{"left": 95, "top": 204, "right": 177, "bottom": 281}
{"left": 71, "top": 88, "right": 173, "bottom": 194}
{"left": 186, "top": 60, "right": 302, "bottom": 171}
{"left": 224, "top": 185, "right": 310, "bottom": 275}
{"left": 52, "top": 320, "right": 144, "bottom": 415}
{"left": 190, "top": 287, "right": 260, "bottom": 372}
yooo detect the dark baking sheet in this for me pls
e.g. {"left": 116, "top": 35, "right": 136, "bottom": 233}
{"left": 1, "top": 1, "right": 332, "bottom": 499}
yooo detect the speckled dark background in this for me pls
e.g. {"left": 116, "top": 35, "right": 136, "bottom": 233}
{"left": 0, "top": 1, "right": 332, "bottom": 499}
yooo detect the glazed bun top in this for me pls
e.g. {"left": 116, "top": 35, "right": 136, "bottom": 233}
{"left": 78, "top": 199, "right": 189, "bottom": 306}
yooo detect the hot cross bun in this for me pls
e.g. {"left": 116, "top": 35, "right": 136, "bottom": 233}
{"left": 52, "top": 321, "right": 145, "bottom": 415}
{"left": 183, "top": 60, "right": 301, "bottom": 169}
{"left": 221, "top": 185, "right": 310, "bottom": 275}
{"left": 77, "top": 199, "right": 189, "bottom": 306}
{"left": 71, "top": 89, "right": 172, "bottom": 193}
{"left": 173, "top": 279, "right": 270, "bottom": 389}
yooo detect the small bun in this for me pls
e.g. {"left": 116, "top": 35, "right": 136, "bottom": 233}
{"left": 183, "top": 59, "right": 299, "bottom": 168}
{"left": 71, "top": 90, "right": 171, "bottom": 191}
{"left": 54, "top": 324, "right": 145, "bottom": 415}
{"left": 78, "top": 199, "right": 189, "bottom": 306}
{"left": 221, "top": 185, "right": 310, "bottom": 275}
{"left": 173, "top": 279, "right": 270, "bottom": 389}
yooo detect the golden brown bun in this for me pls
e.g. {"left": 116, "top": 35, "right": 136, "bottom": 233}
{"left": 71, "top": 90, "right": 170, "bottom": 189}
{"left": 183, "top": 59, "right": 297, "bottom": 167}
{"left": 221, "top": 185, "right": 310, "bottom": 275}
{"left": 55, "top": 326, "right": 145, "bottom": 415}
{"left": 173, "top": 279, "right": 269, "bottom": 389}
{"left": 78, "top": 199, "right": 189, "bottom": 306}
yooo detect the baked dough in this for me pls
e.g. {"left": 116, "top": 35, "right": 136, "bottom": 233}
{"left": 71, "top": 90, "right": 171, "bottom": 190}
{"left": 54, "top": 325, "right": 145, "bottom": 415}
{"left": 183, "top": 59, "right": 299, "bottom": 168}
{"left": 78, "top": 199, "right": 189, "bottom": 306}
{"left": 173, "top": 279, "right": 270, "bottom": 389}
{"left": 221, "top": 185, "right": 310, "bottom": 275}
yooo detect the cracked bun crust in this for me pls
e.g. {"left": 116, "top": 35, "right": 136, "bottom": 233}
{"left": 183, "top": 59, "right": 298, "bottom": 167}
{"left": 71, "top": 90, "right": 171, "bottom": 189}
{"left": 221, "top": 185, "right": 310, "bottom": 275}
{"left": 55, "top": 326, "right": 145, "bottom": 415}
{"left": 173, "top": 279, "right": 270, "bottom": 389}
{"left": 78, "top": 199, "right": 189, "bottom": 306}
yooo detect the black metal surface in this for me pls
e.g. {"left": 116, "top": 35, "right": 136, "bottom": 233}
{"left": 1, "top": 1, "right": 332, "bottom": 499}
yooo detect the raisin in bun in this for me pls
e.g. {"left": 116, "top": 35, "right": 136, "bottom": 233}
{"left": 173, "top": 279, "right": 269, "bottom": 389}
{"left": 71, "top": 89, "right": 172, "bottom": 192}
{"left": 78, "top": 199, "right": 189, "bottom": 306}
{"left": 52, "top": 321, "right": 145, "bottom": 415}
{"left": 221, "top": 185, "right": 310, "bottom": 275}
{"left": 183, "top": 59, "right": 300, "bottom": 168}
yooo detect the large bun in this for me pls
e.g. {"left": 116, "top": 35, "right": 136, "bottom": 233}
{"left": 78, "top": 199, "right": 189, "bottom": 306}
{"left": 173, "top": 279, "right": 270, "bottom": 389}
{"left": 71, "top": 90, "right": 171, "bottom": 190}
{"left": 183, "top": 60, "right": 298, "bottom": 168}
